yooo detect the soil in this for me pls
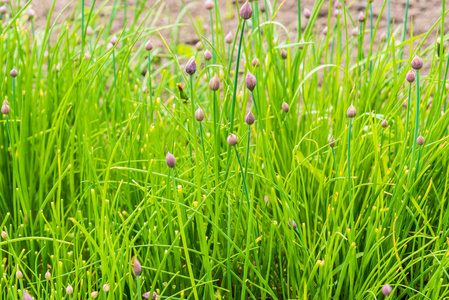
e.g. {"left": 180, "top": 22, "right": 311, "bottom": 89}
{"left": 29, "top": 1, "right": 447, "bottom": 47}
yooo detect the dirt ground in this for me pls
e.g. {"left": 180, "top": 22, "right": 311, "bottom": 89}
{"left": 31, "top": 0, "right": 448, "bottom": 48}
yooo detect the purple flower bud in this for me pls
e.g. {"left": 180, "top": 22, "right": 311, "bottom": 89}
{"left": 145, "top": 40, "right": 153, "bottom": 51}
{"left": 333, "top": 10, "right": 339, "bottom": 17}
{"left": 10, "top": 68, "right": 18, "bottom": 78}
{"left": 417, "top": 135, "right": 425, "bottom": 146}
{"left": 103, "top": 284, "right": 110, "bottom": 292}
{"left": 1, "top": 101, "right": 10, "bottom": 115}
{"left": 204, "top": 50, "right": 212, "bottom": 61}
{"left": 185, "top": 57, "right": 197, "bottom": 75}
{"left": 357, "top": 12, "right": 365, "bottom": 22}
{"left": 225, "top": 31, "right": 233, "bottom": 44}
{"left": 303, "top": 8, "right": 311, "bottom": 19}
{"left": 382, "top": 284, "right": 392, "bottom": 296}
{"left": 329, "top": 137, "right": 336, "bottom": 148}
{"left": 281, "top": 49, "right": 287, "bottom": 60}
{"left": 204, "top": 0, "right": 214, "bottom": 10}
{"left": 195, "top": 107, "right": 205, "bottom": 122}
{"left": 322, "top": 26, "right": 328, "bottom": 35}
{"left": 133, "top": 258, "right": 142, "bottom": 276}
{"left": 411, "top": 56, "right": 423, "bottom": 70}
{"left": 333, "top": 1, "right": 341, "bottom": 9}
{"left": 245, "top": 111, "right": 255, "bottom": 125}
{"left": 45, "top": 270, "right": 51, "bottom": 280}
{"left": 209, "top": 74, "right": 220, "bottom": 91}
{"left": 381, "top": 120, "right": 388, "bottom": 128}
{"left": 142, "top": 291, "right": 158, "bottom": 300}
{"left": 288, "top": 219, "right": 297, "bottom": 230}
{"left": 84, "top": 52, "right": 91, "bottom": 60}
{"left": 16, "top": 269, "right": 23, "bottom": 279}
{"left": 111, "top": 35, "right": 118, "bottom": 45}
{"left": 252, "top": 57, "right": 260, "bottom": 67}
{"left": 351, "top": 27, "right": 358, "bottom": 36}
{"left": 23, "top": 291, "right": 32, "bottom": 300}
{"left": 0, "top": 6, "right": 6, "bottom": 15}
{"left": 91, "top": 291, "right": 99, "bottom": 298}
{"left": 166, "top": 152, "right": 176, "bottom": 168}
{"left": 1, "top": 231, "right": 7, "bottom": 239}
{"left": 239, "top": 1, "right": 253, "bottom": 20}
{"left": 195, "top": 41, "right": 203, "bottom": 51}
{"left": 86, "top": 26, "right": 94, "bottom": 36}
{"left": 406, "top": 70, "right": 415, "bottom": 83}
{"left": 245, "top": 71, "right": 257, "bottom": 91}
{"left": 346, "top": 104, "right": 356, "bottom": 118}
{"left": 66, "top": 284, "right": 74, "bottom": 295}
{"left": 27, "top": 8, "right": 36, "bottom": 18}
{"left": 227, "top": 134, "right": 238, "bottom": 146}
{"left": 282, "top": 102, "right": 290, "bottom": 113}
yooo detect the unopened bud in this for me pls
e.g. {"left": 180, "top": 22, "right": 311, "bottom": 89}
{"left": 346, "top": 104, "right": 356, "bottom": 118}
{"left": 204, "top": 0, "right": 214, "bottom": 10}
{"left": 209, "top": 74, "right": 220, "bottom": 91}
{"left": 225, "top": 32, "right": 233, "bottom": 44}
{"left": 239, "top": 1, "right": 253, "bottom": 20}
{"left": 145, "top": 40, "right": 153, "bottom": 51}
{"left": 166, "top": 152, "right": 176, "bottom": 168}
{"left": 406, "top": 70, "right": 415, "bottom": 83}
{"left": 245, "top": 111, "right": 255, "bottom": 125}
{"left": 227, "top": 134, "right": 238, "bottom": 146}
{"left": 303, "top": 8, "right": 311, "bottom": 19}
{"left": 185, "top": 57, "right": 197, "bottom": 75}
{"left": 417, "top": 135, "right": 425, "bottom": 146}
{"left": 10, "top": 68, "right": 18, "bottom": 78}
{"left": 381, "top": 120, "right": 388, "bottom": 128}
{"left": 411, "top": 56, "right": 423, "bottom": 70}
{"left": 357, "top": 11, "right": 365, "bottom": 22}
{"left": 195, "top": 107, "right": 205, "bottom": 122}
{"left": 204, "top": 50, "right": 212, "bottom": 61}
{"left": 282, "top": 102, "right": 290, "bottom": 113}
{"left": 245, "top": 71, "right": 257, "bottom": 91}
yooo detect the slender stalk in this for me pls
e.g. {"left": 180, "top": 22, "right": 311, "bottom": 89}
{"left": 348, "top": 119, "right": 353, "bottom": 219}
{"left": 332, "top": 148, "right": 338, "bottom": 174}
{"left": 81, "top": 0, "right": 85, "bottom": 54}
{"left": 136, "top": 276, "right": 141, "bottom": 300}
{"left": 415, "top": 147, "right": 422, "bottom": 181}
{"left": 147, "top": 52, "right": 153, "bottom": 121}
{"left": 387, "top": 0, "right": 390, "bottom": 41}
{"left": 210, "top": 10, "right": 215, "bottom": 64}
{"left": 112, "top": 50, "right": 118, "bottom": 120}
{"left": 228, "top": 21, "right": 246, "bottom": 133}
{"left": 297, "top": 0, "right": 302, "bottom": 41}
{"left": 369, "top": 3, "right": 373, "bottom": 74}
{"left": 380, "top": 128, "right": 384, "bottom": 149}
{"left": 408, "top": 71, "right": 420, "bottom": 197}
{"left": 405, "top": 83, "right": 412, "bottom": 141}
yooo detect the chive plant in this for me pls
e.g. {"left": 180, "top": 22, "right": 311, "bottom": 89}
{"left": 1, "top": 1, "right": 449, "bottom": 299}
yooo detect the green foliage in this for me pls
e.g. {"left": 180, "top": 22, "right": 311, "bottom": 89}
{"left": 0, "top": 0, "right": 449, "bottom": 299}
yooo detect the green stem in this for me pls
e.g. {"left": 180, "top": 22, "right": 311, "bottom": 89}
{"left": 136, "top": 276, "right": 141, "bottom": 300}
{"left": 387, "top": 0, "right": 390, "bottom": 41}
{"left": 380, "top": 129, "right": 384, "bottom": 149}
{"left": 415, "top": 147, "right": 422, "bottom": 181}
{"left": 210, "top": 10, "right": 215, "bottom": 64}
{"left": 81, "top": 0, "right": 85, "bottom": 54}
{"left": 228, "top": 21, "right": 246, "bottom": 133}
{"left": 148, "top": 52, "right": 153, "bottom": 121}
{"left": 405, "top": 83, "right": 412, "bottom": 141}
{"left": 332, "top": 148, "right": 338, "bottom": 175}
{"left": 408, "top": 71, "right": 420, "bottom": 197}
{"left": 112, "top": 50, "right": 118, "bottom": 120}
{"left": 348, "top": 119, "right": 353, "bottom": 220}
{"left": 297, "top": 0, "right": 302, "bottom": 41}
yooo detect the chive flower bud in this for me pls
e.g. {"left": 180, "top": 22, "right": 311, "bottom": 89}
{"left": 282, "top": 102, "right": 290, "bottom": 113}
{"left": 209, "top": 74, "right": 220, "bottom": 91}
{"left": 406, "top": 70, "right": 415, "bottom": 83}
{"left": 16, "top": 269, "right": 23, "bottom": 279}
{"left": 322, "top": 26, "right": 328, "bottom": 35}
{"left": 245, "top": 71, "right": 257, "bottom": 91}
{"left": 204, "top": 50, "right": 212, "bottom": 61}
{"left": 103, "top": 284, "right": 110, "bottom": 292}
{"left": 417, "top": 135, "right": 425, "bottom": 146}
{"left": 110, "top": 35, "right": 118, "bottom": 45}
{"left": 351, "top": 28, "right": 358, "bottom": 36}
{"left": 245, "top": 112, "right": 255, "bottom": 125}
{"left": 357, "top": 12, "right": 365, "bottom": 22}
{"left": 185, "top": 57, "right": 197, "bottom": 75}
{"left": 411, "top": 56, "right": 423, "bottom": 70}
{"left": 66, "top": 284, "right": 74, "bottom": 295}
{"left": 86, "top": 26, "right": 94, "bottom": 36}
{"left": 303, "top": 8, "right": 311, "bottom": 19}
{"left": 145, "top": 40, "right": 153, "bottom": 51}
{"left": 45, "top": 270, "right": 51, "bottom": 280}
{"left": 166, "top": 152, "right": 176, "bottom": 168}
{"left": 281, "top": 49, "right": 287, "bottom": 60}
{"left": 346, "top": 104, "right": 356, "bottom": 118}
{"left": 381, "top": 120, "right": 388, "bottom": 128}
{"left": 195, "top": 41, "right": 203, "bottom": 51}
{"left": 1, "top": 100, "right": 10, "bottom": 115}
{"left": 204, "top": 0, "right": 214, "bottom": 10}
{"left": 329, "top": 137, "right": 336, "bottom": 148}
{"left": 227, "top": 134, "right": 238, "bottom": 146}
{"left": 382, "top": 284, "right": 392, "bottom": 296}
{"left": 133, "top": 258, "right": 142, "bottom": 276}
{"left": 142, "top": 291, "right": 158, "bottom": 300}
{"left": 195, "top": 107, "right": 204, "bottom": 122}
{"left": 0, "top": 6, "right": 6, "bottom": 14}
{"left": 239, "top": 1, "right": 253, "bottom": 20}
{"left": 91, "top": 291, "right": 99, "bottom": 298}
{"left": 1, "top": 231, "right": 7, "bottom": 239}
{"left": 27, "top": 8, "right": 36, "bottom": 18}
{"left": 84, "top": 52, "right": 91, "bottom": 60}
{"left": 225, "top": 31, "right": 233, "bottom": 44}
{"left": 288, "top": 219, "right": 297, "bottom": 230}
{"left": 252, "top": 57, "right": 260, "bottom": 67}
{"left": 23, "top": 292, "right": 32, "bottom": 300}
{"left": 10, "top": 68, "right": 18, "bottom": 78}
